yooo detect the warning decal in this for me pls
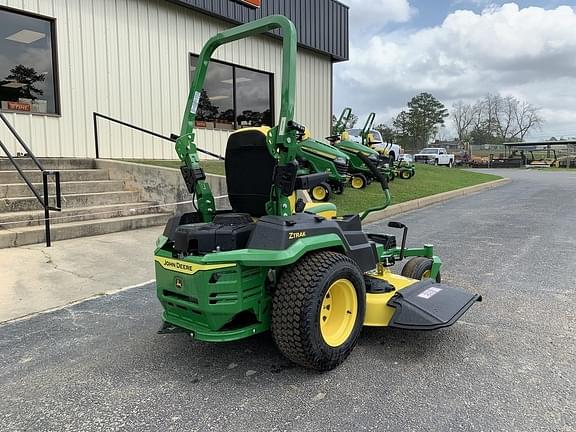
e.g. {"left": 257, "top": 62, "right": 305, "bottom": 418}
{"left": 417, "top": 287, "right": 443, "bottom": 299}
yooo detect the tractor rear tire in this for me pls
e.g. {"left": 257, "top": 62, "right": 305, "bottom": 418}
{"left": 401, "top": 257, "right": 441, "bottom": 283}
{"left": 271, "top": 251, "right": 366, "bottom": 371}
{"left": 310, "top": 182, "right": 332, "bottom": 202}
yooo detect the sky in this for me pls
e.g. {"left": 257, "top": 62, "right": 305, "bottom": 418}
{"left": 334, "top": 0, "right": 576, "bottom": 140}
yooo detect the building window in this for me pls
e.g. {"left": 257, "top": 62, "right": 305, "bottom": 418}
{"left": 0, "top": 7, "right": 59, "bottom": 115}
{"left": 190, "top": 54, "right": 273, "bottom": 130}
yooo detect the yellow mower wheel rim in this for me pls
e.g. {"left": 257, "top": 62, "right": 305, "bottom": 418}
{"left": 320, "top": 278, "right": 358, "bottom": 347}
{"left": 312, "top": 185, "right": 327, "bottom": 201}
{"left": 351, "top": 176, "right": 364, "bottom": 189}
{"left": 422, "top": 270, "right": 431, "bottom": 279}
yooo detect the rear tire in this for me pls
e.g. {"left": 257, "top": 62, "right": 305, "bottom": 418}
{"left": 271, "top": 251, "right": 366, "bottom": 371}
{"left": 401, "top": 257, "right": 441, "bottom": 282}
{"left": 310, "top": 182, "right": 332, "bottom": 202}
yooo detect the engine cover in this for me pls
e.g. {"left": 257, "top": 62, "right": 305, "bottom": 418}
{"left": 174, "top": 213, "right": 255, "bottom": 255}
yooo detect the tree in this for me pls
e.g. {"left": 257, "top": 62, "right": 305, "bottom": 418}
{"left": 451, "top": 101, "right": 478, "bottom": 142}
{"left": 404, "top": 92, "right": 448, "bottom": 150}
{"left": 374, "top": 123, "right": 396, "bottom": 144}
{"left": 331, "top": 112, "right": 358, "bottom": 132}
{"left": 470, "top": 122, "right": 495, "bottom": 147}
{"left": 4, "top": 65, "right": 45, "bottom": 100}
{"left": 456, "top": 93, "right": 544, "bottom": 145}
{"left": 196, "top": 89, "right": 219, "bottom": 120}
{"left": 392, "top": 111, "right": 411, "bottom": 149}
{"left": 514, "top": 100, "right": 543, "bottom": 140}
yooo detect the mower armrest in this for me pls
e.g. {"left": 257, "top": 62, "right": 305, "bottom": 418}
{"left": 295, "top": 172, "right": 329, "bottom": 190}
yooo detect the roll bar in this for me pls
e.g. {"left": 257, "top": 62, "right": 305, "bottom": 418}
{"left": 174, "top": 15, "right": 298, "bottom": 221}
{"left": 333, "top": 107, "right": 352, "bottom": 135}
{"left": 360, "top": 112, "right": 376, "bottom": 146}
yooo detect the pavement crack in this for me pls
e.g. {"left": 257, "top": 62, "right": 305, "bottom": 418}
{"left": 37, "top": 248, "right": 95, "bottom": 281}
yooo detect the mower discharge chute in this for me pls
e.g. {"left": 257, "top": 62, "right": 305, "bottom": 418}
{"left": 154, "top": 16, "right": 480, "bottom": 371}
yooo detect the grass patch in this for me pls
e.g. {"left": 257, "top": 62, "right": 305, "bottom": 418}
{"left": 124, "top": 159, "right": 226, "bottom": 176}
{"left": 332, "top": 164, "right": 502, "bottom": 214}
{"left": 121, "top": 160, "right": 501, "bottom": 214}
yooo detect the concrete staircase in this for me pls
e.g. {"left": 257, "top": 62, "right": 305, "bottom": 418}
{"left": 0, "top": 158, "right": 172, "bottom": 248}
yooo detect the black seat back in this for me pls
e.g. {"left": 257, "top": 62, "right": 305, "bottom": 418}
{"left": 225, "top": 128, "right": 276, "bottom": 217}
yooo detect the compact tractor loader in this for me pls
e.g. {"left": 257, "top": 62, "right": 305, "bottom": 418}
{"left": 154, "top": 16, "right": 481, "bottom": 371}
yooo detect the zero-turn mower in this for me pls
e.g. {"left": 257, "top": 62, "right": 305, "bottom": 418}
{"left": 154, "top": 16, "right": 481, "bottom": 371}
{"left": 394, "top": 158, "right": 416, "bottom": 179}
{"left": 326, "top": 108, "right": 390, "bottom": 189}
{"left": 294, "top": 129, "right": 350, "bottom": 201}
{"left": 355, "top": 112, "right": 416, "bottom": 181}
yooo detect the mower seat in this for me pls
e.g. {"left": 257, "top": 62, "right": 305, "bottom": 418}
{"left": 225, "top": 127, "right": 274, "bottom": 217}
{"left": 225, "top": 127, "right": 338, "bottom": 219}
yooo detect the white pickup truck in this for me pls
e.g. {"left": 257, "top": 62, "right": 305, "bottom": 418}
{"left": 414, "top": 147, "right": 455, "bottom": 167}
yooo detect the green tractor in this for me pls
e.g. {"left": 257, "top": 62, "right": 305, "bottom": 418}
{"left": 328, "top": 108, "right": 394, "bottom": 188}
{"left": 351, "top": 112, "right": 415, "bottom": 180}
{"left": 155, "top": 16, "right": 481, "bottom": 371}
{"left": 295, "top": 130, "right": 350, "bottom": 201}
{"left": 395, "top": 157, "right": 416, "bottom": 179}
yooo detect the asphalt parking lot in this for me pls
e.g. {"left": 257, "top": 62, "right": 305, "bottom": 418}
{"left": 1, "top": 169, "right": 575, "bottom": 432}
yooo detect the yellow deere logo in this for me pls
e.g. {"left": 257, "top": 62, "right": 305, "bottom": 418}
{"left": 154, "top": 256, "right": 236, "bottom": 275}
{"left": 175, "top": 278, "right": 183, "bottom": 289}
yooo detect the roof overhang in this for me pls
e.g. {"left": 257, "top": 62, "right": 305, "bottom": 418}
{"left": 164, "top": 0, "right": 349, "bottom": 62}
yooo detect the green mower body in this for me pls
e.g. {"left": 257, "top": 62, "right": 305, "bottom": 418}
{"left": 330, "top": 109, "right": 396, "bottom": 187}
{"left": 154, "top": 15, "right": 481, "bottom": 371}
{"left": 296, "top": 137, "right": 351, "bottom": 197}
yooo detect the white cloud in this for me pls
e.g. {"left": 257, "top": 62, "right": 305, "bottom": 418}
{"left": 335, "top": 3, "right": 576, "bottom": 138}
{"left": 345, "top": 0, "right": 416, "bottom": 37}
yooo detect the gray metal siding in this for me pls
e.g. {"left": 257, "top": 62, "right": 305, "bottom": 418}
{"left": 0, "top": 0, "right": 333, "bottom": 158}
{"left": 165, "top": 0, "right": 349, "bottom": 61}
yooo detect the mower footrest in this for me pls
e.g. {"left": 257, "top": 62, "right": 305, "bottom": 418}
{"left": 387, "top": 280, "right": 481, "bottom": 330}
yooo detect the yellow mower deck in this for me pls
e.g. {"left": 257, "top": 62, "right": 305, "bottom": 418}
{"left": 364, "top": 269, "right": 419, "bottom": 326}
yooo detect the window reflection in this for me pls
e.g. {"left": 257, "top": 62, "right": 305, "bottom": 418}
{"left": 235, "top": 67, "right": 271, "bottom": 128}
{"left": 0, "top": 8, "right": 58, "bottom": 114}
{"left": 190, "top": 55, "right": 273, "bottom": 130}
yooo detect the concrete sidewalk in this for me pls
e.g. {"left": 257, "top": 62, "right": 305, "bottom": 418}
{"left": 0, "top": 226, "right": 161, "bottom": 322}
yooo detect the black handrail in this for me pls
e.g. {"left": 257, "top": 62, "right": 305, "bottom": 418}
{"left": 93, "top": 112, "right": 224, "bottom": 160}
{"left": 0, "top": 112, "right": 61, "bottom": 247}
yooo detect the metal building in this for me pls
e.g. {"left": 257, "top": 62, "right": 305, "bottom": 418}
{"left": 0, "top": 0, "right": 349, "bottom": 159}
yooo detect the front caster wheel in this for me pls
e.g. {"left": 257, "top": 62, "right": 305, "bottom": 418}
{"left": 401, "top": 257, "right": 441, "bottom": 282}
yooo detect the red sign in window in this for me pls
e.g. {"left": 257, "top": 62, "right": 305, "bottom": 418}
{"left": 236, "top": 0, "right": 261, "bottom": 8}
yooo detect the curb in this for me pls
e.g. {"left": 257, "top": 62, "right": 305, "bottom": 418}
{"left": 363, "top": 178, "right": 511, "bottom": 224}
